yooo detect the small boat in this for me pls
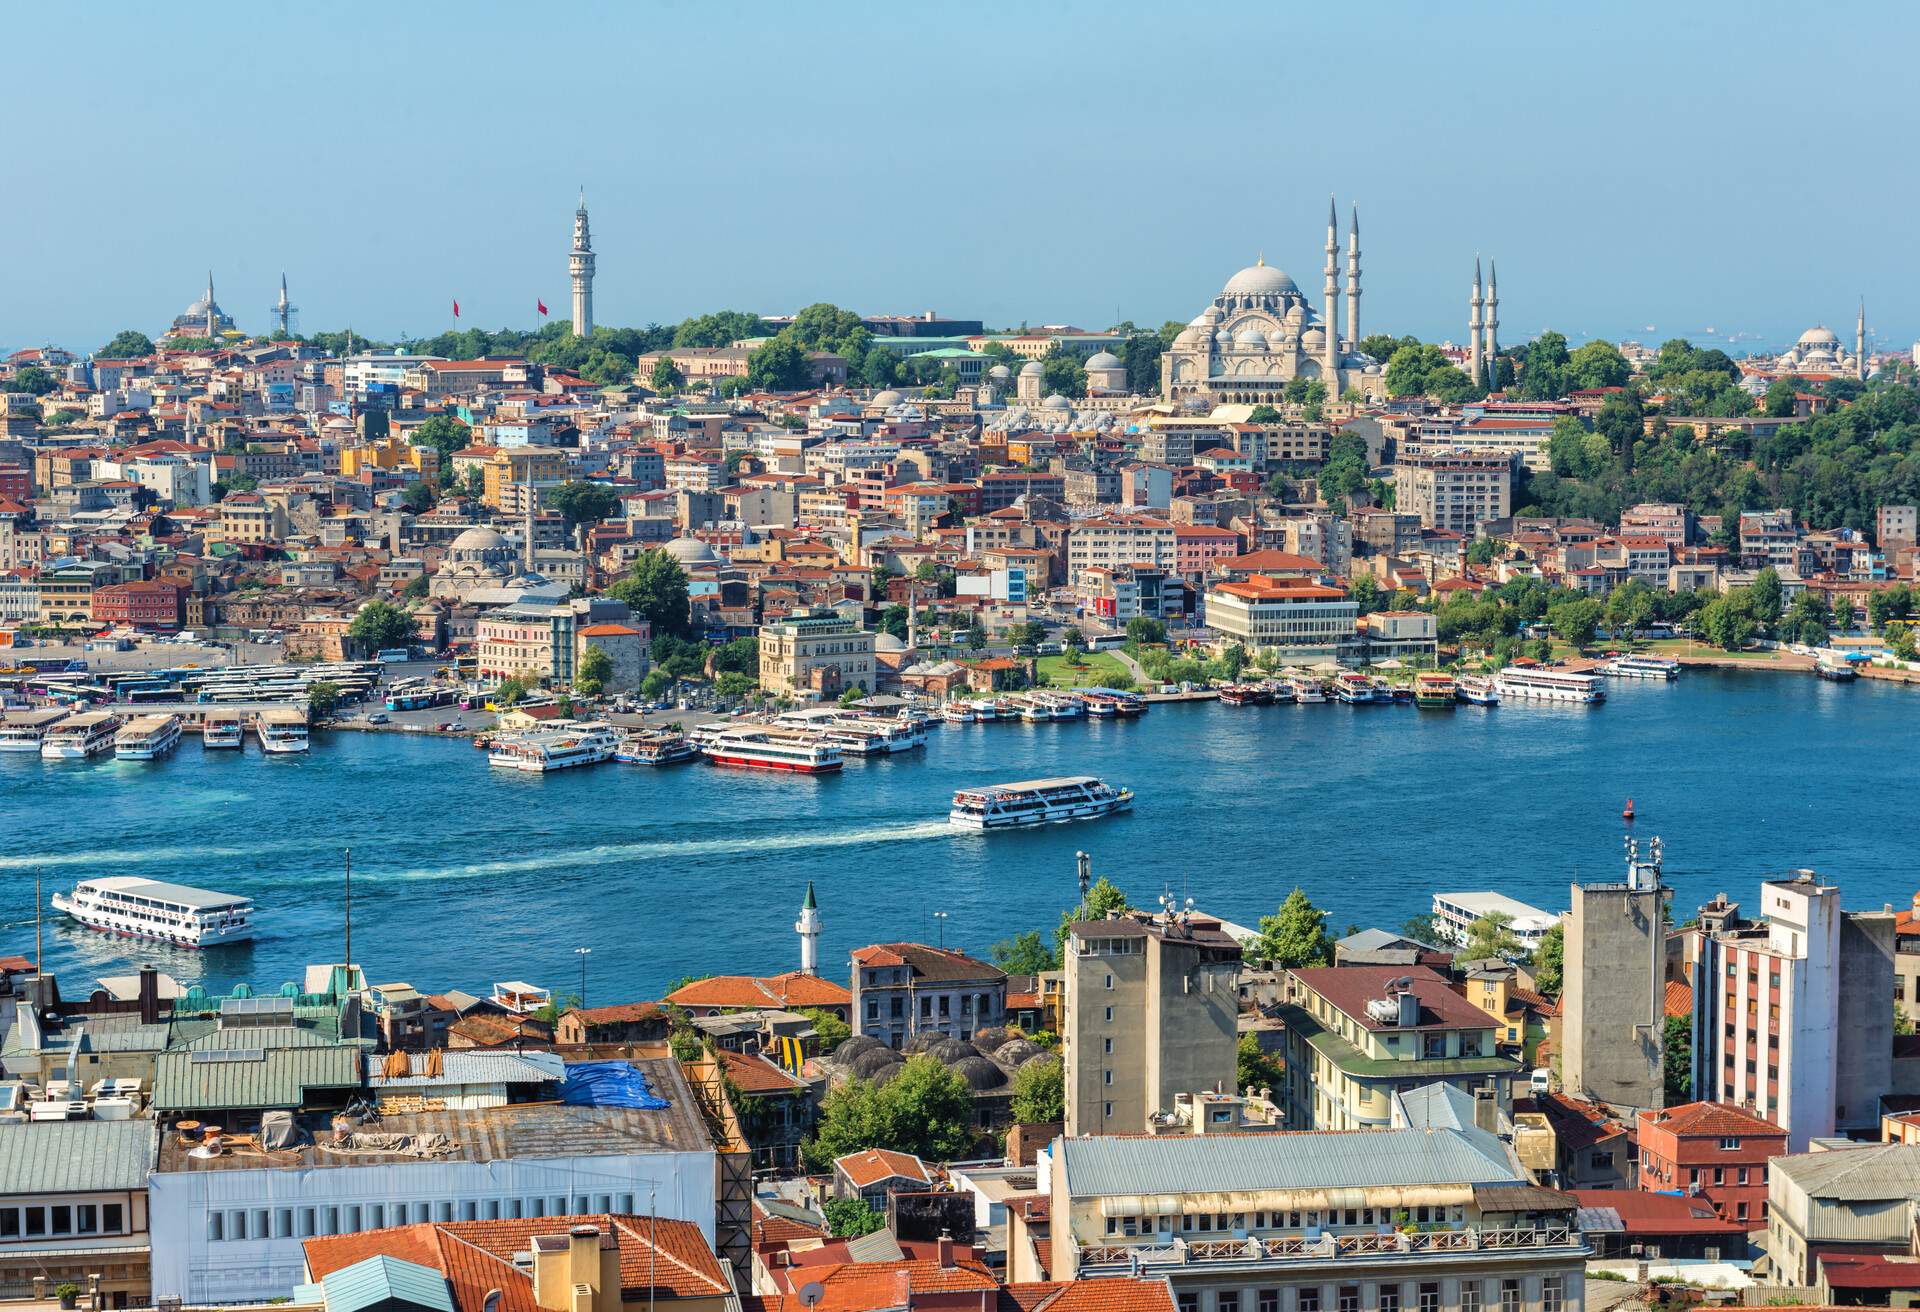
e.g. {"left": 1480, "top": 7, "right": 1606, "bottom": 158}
{"left": 489, "top": 721, "right": 621, "bottom": 772}
{"left": 702, "top": 725, "right": 844, "bottom": 773}
{"left": 942, "top": 701, "right": 977, "bottom": 724}
{"left": 949, "top": 776, "right": 1133, "bottom": 830}
{"left": 1815, "top": 658, "right": 1858, "bottom": 682}
{"left": 1218, "top": 683, "right": 1272, "bottom": 706}
{"left": 114, "top": 714, "right": 183, "bottom": 760}
{"left": 1455, "top": 675, "right": 1499, "bottom": 706}
{"left": 40, "top": 712, "right": 123, "bottom": 760}
{"left": 0, "top": 709, "right": 70, "bottom": 753}
{"left": 253, "top": 706, "right": 310, "bottom": 754}
{"left": 1600, "top": 655, "right": 1681, "bottom": 680}
{"left": 1384, "top": 680, "right": 1414, "bottom": 705}
{"left": 1265, "top": 680, "right": 1297, "bottom": 705}
{"left": 1414, "top": 672, "right": 1457, "bottom": 708}
{"left": 201, "top": 710, "right": 244, "bottom": 749}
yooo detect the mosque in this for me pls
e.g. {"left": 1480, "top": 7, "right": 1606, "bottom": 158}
{"left": 163, "top": 273, "right": 239, "bottom": 341}
{"left": 1159, "top": 200, "right": 1387, "bottom": 406}
{"left": 1765, "top": 306, "right": 1869, "bottom": 381}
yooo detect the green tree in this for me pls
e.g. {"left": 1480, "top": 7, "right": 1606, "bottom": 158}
{"left": 1237, "top": 1033, "right": 1284, "bottom": 1095}
{"left": 9, "top": 366, "right": 56, "bottom": 396}
{"left": 1347, "top": 573, "right": 1383, "bottom": 614}
{"left": 1531, "top": 923, "right": 1564, "bottom": 996}
{"left": 551, "top": 480, "right": 620, "bottom": 533}
{"left": 746, "top": 335, "right": 810, "bottom": 391}
{"left": 397, "top": 481, "right": 435, "bottom": 514}
{"left": 1245, "top": 889, "right": 1333, "bottom": 970}
{"left": 1318, "top": 431, "right": 1371, "bottom": 508}
{"left": 410, "top": 414, "right": 473, "bottom": 459}
{"left": 607, "top": 550, "right": 692, "bottom": 638}
{"left": 1039, "top": 345, "right": 1087, "bottom": 399}
{"left": 1663, "top": 1014, "right": 1692, "bottom": 1103}
{"left": 1464, "top": 912, "right": 1523, "bottom": 961}
{"left": 1247, "top": 405, "right": 1283, "bottom": 424}
{"left": 989, "top": 929, "right": 1058, "bottom": 975}
{"left": 965, "top": 617, "right": 988, "bottom": 651}
{"left": 1699, "top": 589, "right": 1759, "bottom": 651}
{"left": 715, "top": 671, "right": 756, "bottom": 699}
{"left": 823, "top": 1197, "right": 885, "bottom": 1238}
{"left": 1008, "top": 1056, "right": 1064, "bottom": 1125}
{"left": 649, "top": 357, "right": 685, "bottom": 392}
{"left": 712, "top": 636, "right": 759, "bottom": 675}
{"left": 1062, "top": 628, "right": 1087, "bottom": 663}
{"left": 1056, "top": 876, "right": 1132, "bottom": 957}
{"left": 402, "top": 573, "right": 430, "bottom": 600}
{"left": 804, "top": 1055, "right": 975, "bottom": 1169}
{"left": 799, "top": 1007, "right": 851, "bottom": 1053}
{"left": 1546, "top": 597, "right": 1603, "bottom": 649}
{"left": 1126, "top": 616, "right": 1167, "bottom": 646}
{"left": 1868, "top": 584, "right": 1913, "bottom": 632}
{"left": 640, "top": 669, "right": 673, "bottom": 700}
{"left": 1566, "top": 340, "right": 1632, "bottom": 390}
{"left": 1891, "top": 623, "right": 1919, "bottom": 662}
{"left": 673, "top": 310, "right": 766, "bottom": 348}
{"left": 1400, "top": 912, "right": 1442, "bottom": 946}
{"left": 1749, "top": 566, "right": 1784, "bottom": 628}
{"left": 212, "top": 471, "right": 258, "bottom": 499}
{"left": 97, "top": 329, "right": 156, "bottom": 359}
{"left": 305, "top": 680, "right": 343, "bottom": 718}
{"left": 575, "top": 645, "right": 613, "bottom": 695}
{"left": 347, "top": 600, "right": 417, "bottom": 652}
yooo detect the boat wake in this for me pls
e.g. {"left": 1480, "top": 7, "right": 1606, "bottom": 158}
{"left": 338, "top": 819, "right": 957, "bottom": 884}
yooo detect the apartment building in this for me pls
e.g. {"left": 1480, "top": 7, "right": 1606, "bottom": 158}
{"left": 0, "top": 1121, "right": 153, "bottom": 1306}
{"left": 1686, "top": 875, "right": 1895, "bottom": 1150}
{"left": 216, "top": 494, "right": 290, "bottom": 544}
{"left": 1737, "top": 509, "right": 1799, "bottom": 569}
{"left": 1068, "top": 514, "right": 1177, "bottom": 584}
{"left": 1048, "top": 1131, "right": 1590, "bottom": 1312}
{"left": 1394, "top": 452, "right": 1512, "bottom": 536}
{"left": 1561, "top": 851, "right": 1667, "bottom": 1116}
{"left": 757, "top": 607, "right": 877, "bottom": 697}
{"left": 1204, "top": 576, "right": 1356, "bottom": 662}
{"left": 1621, "top": 503, "right": 1695, "bottom": 547}
{"left": 848, "top": 942, "right": 1005, "bottom": 1047}
{"left": 481, "top": 447, "right": 570, "bottom": 511}
{"left": 1062, "top": 910, "right": 1241, "bottom": 1137}
{"left": 1276, "top": 966, "right": 1516, "bottom": 1131}
{"left": 1635, "top": 1101, "right": 1786, "bottom": 1228}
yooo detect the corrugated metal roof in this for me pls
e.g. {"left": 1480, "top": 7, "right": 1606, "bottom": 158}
{"left": 1058, "top": 1128, "right": 1520, "bottom": 1198}
{"left": 320, "top": 1256, "right": 455, "bottom": 1312}
{"left": 174, "top": 1024, "right": 337, "bottom": 1051}
{"left": 365, "top": 1051, "right": 565, "bottom": 1087}
{"left": 153, "top": 1043, "right": 361, "bottom": 1112}
{"left": 0, "top": 1120, "right": 154, "bottom": 1194}
{"left": 1774, "top": 1144, "right": 1920, "bottom": 1200}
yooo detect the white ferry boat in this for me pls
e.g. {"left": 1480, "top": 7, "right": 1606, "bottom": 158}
{"left": 1493, "top": 666, "right": 1606, "bottom": 704}
{"left": 0, "top": 709, "right": 69, "bottom": 753}
{"left": 614, "top": 732, "right": 697, "bottom": 766}
{"left": 702, "top": 725, "right": 843, "bottom": 773}
{"left": 201, "top": 710, "right": 245, "bottom": 749}
{"left": 489, "top": 721, "right": 620, "bottom": 773}
{"left": 1333, "top": 672, "right": 1381, "bottom": 704}
{"left": 969, "top": 698, "right": 1004, "bottom": 721}
{"left": 949, "top": 776, "right": 1134, "bottom": 830}
{"left": 1600, "top": 654, "right": 1681, "bottom": 680}
{"left": 254, "top": 706, "right": 311, "bottom": 754}
{"left": 777, "top": 709, "right": 925, "bottom": 755}
{"left": 52, "top": 876, "right": 255, "bottom": 948}
{"left": 942, "top": 701, "right": 977, "bottom": 724}
{"left": 40, "top": 712, "right": 123, "bottom": 760}
{"left": 115, "top": 714, "right": 183, "bottom": 761}
{"left": 1288, "top": 675, "right": 1327, "bottom": 704}
{"left": 1455, "top": 674, "right": 1500, "bottom": 706}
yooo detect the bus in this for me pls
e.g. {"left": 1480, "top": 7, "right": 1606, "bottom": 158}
{"left": 377, "top": 648, "right": 412, "bottom": 664}
{"left": 386, "top": 686, "right": 455, "bottom": 712}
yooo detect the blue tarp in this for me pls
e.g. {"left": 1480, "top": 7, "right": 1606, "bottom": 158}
{"left": 560, "top": 1061, "right": 670, "bottom": 1110}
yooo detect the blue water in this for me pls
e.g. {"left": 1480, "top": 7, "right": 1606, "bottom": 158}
{"left": 3, "top": 671, "right": 1914, "bottom": 1004}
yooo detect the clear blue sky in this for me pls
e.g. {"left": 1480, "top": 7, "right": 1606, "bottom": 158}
{"left": 4, "top": 2, "right": 1913, "bottom": 355}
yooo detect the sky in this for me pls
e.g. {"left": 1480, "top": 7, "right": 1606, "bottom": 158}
{"left": 3, "top": 2, "right": 1916, "bottom": 356}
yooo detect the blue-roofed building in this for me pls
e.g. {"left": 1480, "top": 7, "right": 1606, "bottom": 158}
{"left": 1038, "top": 1129, "right": 1590, "bottom": 1312}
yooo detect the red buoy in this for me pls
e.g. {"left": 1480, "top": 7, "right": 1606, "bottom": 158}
{"left": 1622, "top": 798, "right": 1636, "bottom": 820}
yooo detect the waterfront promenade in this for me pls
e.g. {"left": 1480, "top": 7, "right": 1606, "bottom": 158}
{"left": 3, "top": 670, "right": 1912, "bottom": 1001}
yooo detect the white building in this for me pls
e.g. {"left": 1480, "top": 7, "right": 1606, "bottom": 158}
{"left": 1205, "top": 576, "right": 1356, "bottom": 662}
{"left": 1430, "top": 892, "right": 1559, "bottom": 955}
{"left": 1067, "top": 513, "right": 1176, "bottom": 585}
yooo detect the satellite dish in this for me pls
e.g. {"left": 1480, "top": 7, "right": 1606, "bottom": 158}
{"left": 799, "top": 1283, "right": 826, "bottom": 1309}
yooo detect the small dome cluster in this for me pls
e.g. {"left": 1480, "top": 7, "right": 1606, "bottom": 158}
{"left": 828, "top": 1028, "right": 1061, "bottom": 1093}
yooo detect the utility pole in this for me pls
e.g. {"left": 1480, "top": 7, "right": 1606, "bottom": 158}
{"left": 343, "top": 848, "right": 352, "bottom": 976}
{"left": 34, "top": 871, "right": 43, "bottom": 977}
{"left": 575, "top": 946, "right": 592, "bottom": 1006}
{"left": 932, "top": 911, "right": 947, "bottom": 949}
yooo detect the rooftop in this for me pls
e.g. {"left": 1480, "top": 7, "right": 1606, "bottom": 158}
{"left": 0, "top": 1119, "right": 155, "bottom": 1195}
{"left": 1056, "top": 1127, "right": 1519, "bottom": 1199}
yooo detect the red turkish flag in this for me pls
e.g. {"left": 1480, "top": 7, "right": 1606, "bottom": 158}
{"left": 452, "top": 299, "right": 461, "bottom": 318}
{"left": 537, "top": 299, "right": 549, "bottom": 316}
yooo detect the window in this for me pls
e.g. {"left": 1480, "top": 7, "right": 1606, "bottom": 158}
{"left": 1460, "top": 1284, "right": 1482, "bottom": 1312}
{"left": 1257, "top": 1292, "right": 1279, "bottom": 1312}
{"left": 1298, "top": 1294, "right": 1320, "bottom": 1312}
{"left": 1720, "top": 1136, "right": 1741, "bottom": 1150}
{"left": 1217, "top": 1295, "right": 1239, "bottom": 1312}
{"left": 1542, "top": 1277, "right": 1564, "bottom": 1312}
{"left": 1418, "top": 1284, "right": 1440, "bottom": 1312}
{"left": 50, "top": 1206, "right": 72, "bottom": 1236}
{"left": 1105, "top": 1006, "right": 1113, "bottom": 1023}
{"left": 1499, "top": 1279, "right": 1521, "bottom": 1312}
{"left": 1592, "top": 1151, "right": 1614, "bottom": 1171}
{"left": 1337, "top": 1287, "right": 1360, "bottom": 1312}
{"left": 1106, "top": 974, "right": 1114, "bottom": 990}
{"left": 0, "top": 1211, "right": 16, "bottom": 1238}
{"left": 1103, "top": 1101, "right": 1113, "bottom": 1119}
{"left": 1105, "top": 1038, "right": 1113, "bottom": 1054}
{"left": 1379, "top": 1290, "right": 1400, "bottom": 1312}
{"left": 103, "top": 1203, "right": 123, "bottom": 1234}
{"left": 1177, "top": 1296, "right": 1198, "bottom": 1312}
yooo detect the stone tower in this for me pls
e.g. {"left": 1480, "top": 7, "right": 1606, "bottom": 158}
{"left": 1468, "top": 259, "right": 1484, "bottom": 386}
{"left": 795, "top": 882, "right": 822, "bottom": 977}
{"left": 1858, "top": 299, "right": 1868, "bottom": 381}
{"left": 569, "top": 189, "right": 595, "bottom": 338}
{"left": 1484, "top": 260, "right": 1500, "bottom": 386}
{"left": 1345, "top": 204, "right": 1361, "bottom": 353}
{"left": 1561, "top": 836, "right": 1668, "bottom": 1115}
{"left": 1322, "top": 197, "right": 1340, "bottom": 383}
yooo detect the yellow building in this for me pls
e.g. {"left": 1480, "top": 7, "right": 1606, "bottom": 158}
{"left": 340, "top": 435, "right": 439, "bottom": 480}
{"left": 482, "top": 447, "right": 570, "bottom": 511}
{"left": 757, "top": 608, "right": 876, "bottom": 697}
{"left": 215, "top": 494, "right": 289, "bottom": 545}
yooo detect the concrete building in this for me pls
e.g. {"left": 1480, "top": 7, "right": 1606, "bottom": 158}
{"left": 1048, "top": 1130, "right": 1589, "bottom": 1312}
{"left": 1877, "top": 504, "right": 1916, "bottom": 551}
{"left": 757, "top": 607, "right": 877, "bottom": 698}
{"left": 1276, "top": 966, "right": 1517, "bottom": 1131}
{"left": 0, "top": 1120, "right": 154, "bottom": 1306}
{"left": 1204, "top": 576, "right": 1355, "bottom": 662}
{"left": 1394, "top": 451, "right": 1514, "bottom": 536}
{"left": 1062, "top": 908, "right": 1241, "bottom": 1137}
{"left": 1763, "top": 1144, "right": 1920, "bottom": 1286}
{"left": 575, "top": 621, "right": 649, "bottom": 691}
{"left": 1067, "top": 514, "right": 1177, "bottom": 585}
{"left": 1687, "top": 874, "right": 1894, "bottom": 1151}
{"left": 848, "top": 942, "right": 1004, "bottom": 1048}
{"left": 1560, "top": 840, "right": 1668, "bottom": 1115}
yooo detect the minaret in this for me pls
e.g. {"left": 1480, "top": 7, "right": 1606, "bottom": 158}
{"left": 1344, "top": 205, "right": 1359, "bottom": 351}
{"left": 1857, "top": 298, "right": 1868, "bottom": 381}
{"left": 272, "top": 273, "right": 297, "bottom": 338}
{"left": 204, "top": 271, "right": 217, "bottom": 338}
{"left": 1484, "top": 260, "right": 1500, "bottom": 387}
{"left": 1322, "top": 197, "right": 1340, "bottom": 383}
{"left": 569, "top": 189, "right": 595, "bottom": 338}
{"left": 795, "top": 882, "right": 822, "bottom": 977}
{"left": 522, "top": 478, "right": 536, "bottom": 573}
{"left": 1468, "top": 259, "right": 1484, "bottom": 386}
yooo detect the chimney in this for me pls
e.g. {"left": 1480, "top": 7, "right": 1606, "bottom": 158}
{"left": 137, "top": 966, "right": 160, "bottom": 1026}
{"left": 1473, "top": 1085, "right": 1498, "bottom": 1135}
{"left": 936, "top": 1232, "right": 956, "bottom": 1269}
{"left": 568, "top": 1224, "right": 600, "bottom": 1291}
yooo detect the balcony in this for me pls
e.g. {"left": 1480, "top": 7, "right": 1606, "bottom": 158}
{"left": 1077, "top": 1227, "right": 1583, "bottom": 1273}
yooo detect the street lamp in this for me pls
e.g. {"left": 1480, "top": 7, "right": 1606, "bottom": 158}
{"left": 932, "top": 911, "right": 947, "bottom": 949}
{"left": 574, "top": 947, "right": 591, "bottom": 1006}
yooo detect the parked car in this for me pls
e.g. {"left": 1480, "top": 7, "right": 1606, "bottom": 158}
{"left": 366, "top": 712, "right": 390, "bottom": 725}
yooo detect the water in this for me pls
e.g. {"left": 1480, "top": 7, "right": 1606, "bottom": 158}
{"left": 3, "top": 671, "right": 1913, "bottom": 1002}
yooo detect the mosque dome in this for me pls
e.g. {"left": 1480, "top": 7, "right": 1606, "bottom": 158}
{"left": 1266, "top": 328, "right": 1291, "bottom": 350}
{"left": 987, "top": 364, "right": 1012, "bottom": 382}
{"left": 448, "top": 526, "right": 508, "bottom": 555}
{"left": 872, "top": 389, "right": 904, "bottom": 407}
{"left": 1084, "top": 350, "right": 1122, "bottom": 371}
{"left": 994, "top": 1038, "right": 1044, "bottom": 1066}
{"left": 1234, "top": 324, "right": 1269, "bottom": 349}
{"left": 663, "top": 536, "right": 719, "bottom": 566}
{"left": 836, "top": 1035, "right": 884, "bottom": 1064}
{"left": 849, "top": 1047, "right": 905, "bottom": 1080}
{"left": 874, "top": 632, "right": 908, "bottom": 653}
{"left": 1042, "top": 394, "right": 1071, "bottom": 410}
{"left": 1018, "top": 360, "right": 1044, "bottom": 377}
{"left": 1301, "top": 326, "right": 1327, "bottom": 350}
{"left": 1223, "top": 263, "right": 1299, "bottom": 297}
{"left": 970, "top": 1027, "right": 1013, "bottom": 1053}
{"left": 949, "top": 1056, "right": 1007, "bottom": 1090}
{"left": 926, "top": 1038, "right": 975, "bottom": 1065}
{"left": 1798, "top": 326, "right": 1840, "bottom": 347}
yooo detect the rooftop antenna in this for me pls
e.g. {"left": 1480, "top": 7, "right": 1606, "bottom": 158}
{"left": 1075, "top": 850, "right": 1091, "bottom": 902}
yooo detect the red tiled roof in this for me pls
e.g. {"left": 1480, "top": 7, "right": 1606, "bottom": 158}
{"left": 1004, "top": 1279, "right": 1178, "bottom": 1312}
{"left": 720, "top": 1049, "right": 807, "bottom": 1095}
{"left": 1524, "top": 1093, "right": 1626, "bottom": 1152}
{"left": 1639, "top": 1100, "right": 1785, "bottom": 1140}
{"left": 1664, "top": 980, "right": 1694, "bottom": 1018}
{"left": 566, "top": 1001, "right": 664, "bottom": 1026}
{"left": 1291, "top": 965, "right": 1494, "bottom": 1032}
{"left": 848, "top": 943, "right": 1002, "bottom": 983}
{"left": 665, "top": 971, "right": 850, "bottom": 1010}
{"left": 834, "top": 1148, "right": 931, "bottom": 1189}
{"left": 1567, "top": 1189, "right": 1741, "bottom": 1235}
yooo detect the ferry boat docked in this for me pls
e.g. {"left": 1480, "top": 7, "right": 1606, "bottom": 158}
{"left": 1493, "top": 666, "right": 1606, "bottom": 704}
{"left": 201, "top": 710, "right": 245, "bottom": 749}
{"left": 253, "top": 706, "right": 311, "bottom": 754}
{"left": 1079, "top": 688, "right": 1146, "bottom": 716}
{"left": 1455, "top": 675, "right": 1500, "bottom": 706}
{"left": 949, "top": 776, "right": 1134, "bottom": 830}
{"left": 1413, "top": 672, "right": 1457, "bottom": 708}
{"left": 942, "top": 701, "right": 978, "bottom": 724}
{"left": 1815, "top": 656, "right": 1859, "bottom": 681}
{"left": 0, "top": 709, "right": 69, "bottom": 753}
{"left": 40, "top": 712, "right": 123, "bottom": 760}
{"left": 1333, "top": 672, "right": 1381, "bottom": 704}
{"left": 1218, "top": 683, "right": 1273, "bottom": 706}
{"left": 1288, "top": 675, "right": 1327, "bottom": 704}
{"left": 51, "top": 876, "right": 255, "bottom": 948}
{"left": 702, "top": 725, "right": 844, "bottom": 773}
{"left": 778, "top": 709, "right": 927, "bottom": 754}
{"left": 489, "top": 721, "right": 620, "bottom": 773}
{"left": 114, "top": 714, "right": 183, "bottom": 760}
{"left": 614, "top": 732, "right": 697, "bottom": 765}
{"left": 1600, "top": 655, "right": 1681, "bottom": 680}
